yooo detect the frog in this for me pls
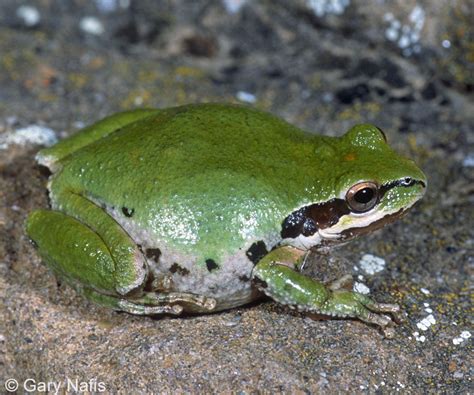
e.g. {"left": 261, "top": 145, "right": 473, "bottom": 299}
{"left": 26, "top": 103, "right": 426, "bottom": 336}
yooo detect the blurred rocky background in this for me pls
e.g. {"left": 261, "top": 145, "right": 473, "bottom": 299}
{"left": 0, "top": 0, "right": 472, "bottom": 392}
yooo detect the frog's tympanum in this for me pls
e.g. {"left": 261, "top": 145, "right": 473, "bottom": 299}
{"left": 26, "top": 104, "right": 426, "bottom": 336}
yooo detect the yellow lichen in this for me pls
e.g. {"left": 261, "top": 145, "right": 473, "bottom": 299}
{"left": 68, "top": 73, "right": 88, "bottom": 89}
{"left": 174, "top": 66, "right": 205, "bottom": 79}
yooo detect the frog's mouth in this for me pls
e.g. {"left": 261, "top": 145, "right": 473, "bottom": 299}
{"left": 317, "top": 207, "right": 406, "bottom": 246}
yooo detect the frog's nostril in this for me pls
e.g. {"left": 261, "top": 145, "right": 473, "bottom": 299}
{"left": 400, "top": 177, "right": 418, "bottom": 187}
{"left": 400, "top": 177, "right": 427, "bottom": 189}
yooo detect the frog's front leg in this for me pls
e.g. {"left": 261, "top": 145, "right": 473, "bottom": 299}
{"left": 251, "top": 246, "right": 400, "bottom": 337}
{"left": 26, "top": 191, "right": 216, "bottom": 314}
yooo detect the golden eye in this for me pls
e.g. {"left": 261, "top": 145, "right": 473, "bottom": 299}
{"left": 346, "top": 181, "right": 379, "bottom": 213}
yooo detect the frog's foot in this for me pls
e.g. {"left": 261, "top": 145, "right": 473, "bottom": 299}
{"left": 83, "top": 288, "right": 216, "bottom": 315}
{"left": 82, "top": 288, "right": 183, "bottom": 315}
{"left": 118, "top": 300, "right": 184, "bottom": 315}
{"left": 133, "top": 291, "right": 217, "bottom": 312}
{"left": 317, "top": 290, "right": 401, "bottom": 338}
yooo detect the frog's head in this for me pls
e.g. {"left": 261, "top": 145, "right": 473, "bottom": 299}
{"left": 282, "top": 124, "right": 427, "bottom": 249}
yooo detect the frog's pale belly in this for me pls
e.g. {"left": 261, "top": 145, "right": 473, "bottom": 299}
{"left": 152, "top": 246, "right": 262, "bottom": 312}
{"left": 108, "top": 206, "right": 270, "bottom": 311}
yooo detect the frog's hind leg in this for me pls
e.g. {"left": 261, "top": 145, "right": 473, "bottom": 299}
{"left": 26, "top": 208, "right": 146, "bottom": 307}
{"left": 26, "top": 205, "right": 216, "bottom": 314}
{"left": 27, "top": 192, "right": 149, "bottom": 297}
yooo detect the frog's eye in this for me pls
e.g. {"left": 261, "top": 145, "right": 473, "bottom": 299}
{"left": 346, "top": 181, "right": 379, "bottom": 213}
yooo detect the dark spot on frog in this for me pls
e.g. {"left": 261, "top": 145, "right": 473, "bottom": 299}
{"left": 205, "top": 259, "right": 219, "bottom": 272}
{"left": 122, "top": 206, "right": 134, "bottom": 217}
{"left": 252, "top": 277, "right": 268, "bottom": 289}
{"left": 246, "top": 241, "right": 268, "bottom": 265}
{"left": 145, "top": 248, "right": 161, "bottom": 263}
{"left": 239, "top": 275, "right": 250, "bottom": 282}
{"left": 169, "top": 262, "right": 190, "bottom": 276}
{"left": 28, "top": 238, "right": 38, "bottom": 248}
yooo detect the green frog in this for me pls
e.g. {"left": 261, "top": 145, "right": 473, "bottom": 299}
{"left": 26, "top": 103, "right": 426, "bottom": 336}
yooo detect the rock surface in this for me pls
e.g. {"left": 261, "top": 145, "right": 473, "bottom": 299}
{"left": 0, "top": 0, "right": 472, "bottom": 393}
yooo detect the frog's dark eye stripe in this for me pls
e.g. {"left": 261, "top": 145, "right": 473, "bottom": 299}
{"left": 346, "top": 181, "right": 379, "bottom": 213}
{"left": 281, "top": 177, "right": 425, "bottom": 239}
{"left": 379, "top": 177, "right": 426, "bottom": 196}
{"left": 281, "top": 198, "right": 350, "bottom": 238}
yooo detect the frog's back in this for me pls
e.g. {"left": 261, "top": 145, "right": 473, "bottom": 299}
{"left": 54, "top": 103, "right": 314, "bottom": 185}
{"left": 48, "top": 104, "right": 319, "bottom": 267}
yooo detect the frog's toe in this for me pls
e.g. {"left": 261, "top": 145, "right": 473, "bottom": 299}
{"left": 359, "top": 309, "right": 392, "bottom": 327}
{"left": 354, "top": 293, "right": 403, "bottom": 324}
{"left": 320, "top": 290, "right": 401, "bottom": 337}
{"left": 358, "top": 313, "right": 396, "bottom": 338}
{"left": 352, "top": 293, "right": 403, "bottom": 337}
{"left": 202, "top": 297, "right": 218, "bottom": 311}
{"left": 116, "top": 291, "right": 218, "bottom": 314}
{"left": 118, "top": 300, "right": 184, "bottom": 315}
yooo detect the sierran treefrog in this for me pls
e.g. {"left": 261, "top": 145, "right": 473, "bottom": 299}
{"left": 26, "top": 103, "right": 426, "bottom": 336}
